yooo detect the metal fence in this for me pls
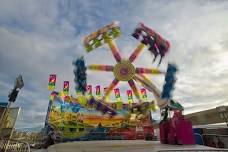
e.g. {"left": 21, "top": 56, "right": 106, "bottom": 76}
{"left": 59, "top": 130, "right": 154, "bottom": 141}
{"left": 194, "top": 133, "right": 228, "bottom": 148}
{"left": 202, "top": 134, "right": 228, "bottom": 149}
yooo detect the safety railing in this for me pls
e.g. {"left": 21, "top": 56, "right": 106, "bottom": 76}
{"left": 59, "top": 131, "right": 154, "bottom": 141}
{"left": 42, "top": 130, "right": 153, "bottom": 144}
{"left": 202, "top": 134, "right": 228, "bottom": 149}
{"left": 0, "top": 138, "right": 30, "bottom": 152}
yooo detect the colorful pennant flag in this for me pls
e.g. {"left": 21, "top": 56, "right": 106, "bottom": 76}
{"left": 63, "top": 81, "right": 69, "bottom": 95}
{"left": 114, "top": 88, "right": 122, "bottom": 102}
{"left": 114, "top": 88, "right": 120, "bottom": 98}
{"left": 95, "top": 85, "right": 101, "bottom": 99}
{"left": 86, "top": 85, "right": 92, "bottom": 96}
{"left": 48, "top": 74, "right": 56, "bottom": 91}
{"left": 140, "top": 88, "right": 147, "bottom": 101}
{"left": 127, "top": 90, "right": 133, "bottom": 104}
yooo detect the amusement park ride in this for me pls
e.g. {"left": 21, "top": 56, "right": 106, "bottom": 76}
{"left": 44, "top": 21, "right": 195, "bottom": 145}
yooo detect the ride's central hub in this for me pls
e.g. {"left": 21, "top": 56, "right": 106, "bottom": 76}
{"left": 113, "top": 60, "right": 135, "bottom": 81}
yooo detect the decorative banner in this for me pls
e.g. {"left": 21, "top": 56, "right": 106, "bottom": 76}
{"left": 48, "top": 74, "right": 56, "bottom": 91}
{"left": 63, "top": 81, "right": 69, "bottom": 95}
{"left": 95, "top": 85, "right": 101, "bottom": 98}
{"left": 114, "top": 88, "right": 122, "bottom": 102}
{"left": 86, "top": 85, "right": 92, "bottom": 96}
{"left": 140, "top": 88, "right": 147, "bottom": 101}
{"left": 127, "top": 90, "right": 133, "bottom": 104}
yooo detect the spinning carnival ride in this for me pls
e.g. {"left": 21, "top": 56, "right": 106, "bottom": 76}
{"left": 84, "top": 22, "right": 175, "bottom": 108}
{"left": 83, "top": 21, "right": 181, "bottom": 111}
{"left": 44, "top": 22, "right": 194, "bottom": 144}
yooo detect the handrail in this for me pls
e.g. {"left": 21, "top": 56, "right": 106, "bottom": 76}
{"left": 202, "top": 134, "right": 228, "bottom": 137}
{"left": 201, "top": 133, "right": 228, "bottom": 149}
{"left": 194, "top": 133, "right": 205, "bottom": 145}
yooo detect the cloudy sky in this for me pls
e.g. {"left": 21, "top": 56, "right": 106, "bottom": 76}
{"left": 0, "top": 0, "right": 228, "bottom": 129}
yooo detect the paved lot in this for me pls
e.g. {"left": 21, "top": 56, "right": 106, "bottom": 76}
{"left": 47, "top": 140, "right": 219, "bottom": 152}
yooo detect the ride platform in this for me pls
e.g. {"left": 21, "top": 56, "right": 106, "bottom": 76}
{"left": 47, "top": 140, "right": 225, "bottom": 152}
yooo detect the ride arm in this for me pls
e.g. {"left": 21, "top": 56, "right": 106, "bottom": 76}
{"left": 134, "top": 74, "right": 169, "bottom": 109}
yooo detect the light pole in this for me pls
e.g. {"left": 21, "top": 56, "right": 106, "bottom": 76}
{"left": 0, "top": 75, "right": 24, "bottom": 124}
{"left": 0, "top": 75, "right": 24, "bottom": 151}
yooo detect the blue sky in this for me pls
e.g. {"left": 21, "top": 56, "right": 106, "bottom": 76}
{"left": 0, "top": 0, "right": 228, "bottom": 129}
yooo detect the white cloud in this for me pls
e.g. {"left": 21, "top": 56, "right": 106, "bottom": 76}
{"left": 0, "top": 0, "right": 228, "bottom": 128}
